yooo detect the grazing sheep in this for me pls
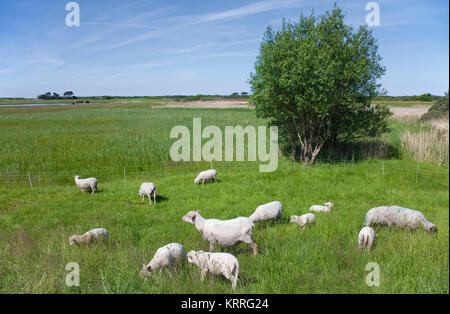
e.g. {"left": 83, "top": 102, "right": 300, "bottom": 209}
{"left": 358, "top": 226, "right": 375, "bottom": 252}
{"left": 310, "top": 202, "right": 334, "bottom": 212}
{"left": 182, "top": 210, "right": 258, "bottom": 255}
{"left": 364, "top": 205, "right": 437, "bottom": 232}
{"left": 74, "top": 175, "right": 98, "bottom": 194}
{"left": 138, "top": 182, "right": 157, "bottom": 205}
{"left": 249, "top": 201, "right": 282, "bottom": 223}
{"left": 290, "top": 213, "right": 316, "bottom": 229}
{"left": 140, "top": 243, "right": 186, "bottom": 278}
{"left": 69, "top": 228, "right": 108, "bottom": 246}
{"left": 187, "top": 250, "right": 239, "bottom": 290}
{"left": 194, "top": 169, "right": 217, "bottom": 185}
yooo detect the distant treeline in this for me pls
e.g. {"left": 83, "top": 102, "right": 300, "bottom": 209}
{"left": 37, "top": 91, "right": 77, "bottom": 100}
{"left": 373, "top": 93, "right": 441, "bottom": 102}
{"left": 99, "top": 92, "right": 250, "bottom": 102}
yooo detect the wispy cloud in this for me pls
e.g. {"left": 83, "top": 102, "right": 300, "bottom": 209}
{"left": 91, "top": 0, "right": 304, "bottom": 50}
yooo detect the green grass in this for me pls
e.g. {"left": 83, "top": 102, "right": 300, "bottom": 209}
{"left": 0, "top": 104, "right": 448, "bottom": 294}
{"left": 0, "top": 160, "right": 447, "bottom": 293}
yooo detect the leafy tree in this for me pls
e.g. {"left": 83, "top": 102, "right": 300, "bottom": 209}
{"left": 421, "top": 91, "right": 449, "bottom": 121}
{"left": 249, "top": 5, "right": 390, "bottom": 166}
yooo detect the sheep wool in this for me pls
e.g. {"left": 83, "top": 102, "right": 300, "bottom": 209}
{"left": 187, "top": 250, "right": 239, "bottom": 290}
{"left": 138, "top": 182, "right": 157, "bottom": 205}
{"left": 358, "top": 226, "right": 375, "bottom": 252}
{"left": 69, "top": 228, "right": 108, "bottom": 246}
{"left": 249, "top": 201, "right": 282, "bottom": 223}
{"left": 194, "top": 169, "right": 217, "bottom": 185}
{"left": 309, "top": 202, "right": 334, "bottom": 212}
{"left": 74, "top": 175, "right": 98, "bottom": 194}
{"left": 364, "top": 205, "right": 437, "bottom": 232}
{"left": 290, "top": 213, "right": 315, "bottom": 229}
{"left": 140, "top": 243, "right": 186, "bottom": 277}
{"left": 182, "top": 210, "right": 258, "bottom": 255}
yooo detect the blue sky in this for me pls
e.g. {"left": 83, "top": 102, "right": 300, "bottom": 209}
{"left": 0, "top": 0, "right": 448, "bottom": 97}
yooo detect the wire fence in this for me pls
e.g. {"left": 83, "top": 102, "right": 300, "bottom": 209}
{"left": 0, "top": 159, "right": 447, "bottom": 188}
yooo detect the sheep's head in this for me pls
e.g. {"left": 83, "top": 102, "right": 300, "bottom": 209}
{"left": 182, "top": 210, "right": 199, "bottom": 224}
{"left": 140, "top": 264, "right": 152, "bottom": 278}
{"left": 425, "top": 223, "right": 438, "bottom": 233}
{"left": 290, "top": 215, "right": 299, "bottom": 223}
{"left": 194, "top": 177, "right": 201, "bottom": 184}
{"left": 74, "top": 175, "right": 79, "bottom": 181}
{"left": 69, "top": 235, "right": 79, "bottom": 246}
{"left": 325, "top": 202, "right": 334, "bottom": 208}
{"left": 187, "top": 250, "right": 204, "bottom": 265}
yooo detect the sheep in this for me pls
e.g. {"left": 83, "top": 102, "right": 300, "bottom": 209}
{"left": 194, "top": 169, "right": 217, "bottom": 185}
{"left": 74, "top": 175, "right": 98, "bottom": 194}
{"left": 187, "top": 250, "right": 239, "bottom": 290}
{"left": 249, "top": 201, "right": 282, "bottom": 223}
{"left": 69, "top": 228, "right": 108, "bottom": 246}
{"left": 182, "top": 210, "right": 258, "bottom": 255}
{"left": 138, "top": 182, "right": 157, "bottom": 205}
{"left": 309, "top": 202, "right": 334, "bottom": 212}
{"left": 358, "top": 226, "right": 375, "bottom": 252}
{"left": 140, "top": 243, "right": 186, "bottom": 278}
{"left": 290, "top": 213, "right": 316, "bottom": 230}
{"left": 364, "top": 205, "right": 437, "bottom": 232}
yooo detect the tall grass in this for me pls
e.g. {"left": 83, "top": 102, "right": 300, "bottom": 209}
{"left": 402, "top": 128, "right": 449, "bottom": 166}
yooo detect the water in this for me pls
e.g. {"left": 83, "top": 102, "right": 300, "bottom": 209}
{"left": 0, "top": 103, "right": 75, "bottom": 108}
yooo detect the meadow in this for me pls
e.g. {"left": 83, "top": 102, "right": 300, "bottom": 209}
{"left": 0, "top": 102, "right": 448, "bottom": 293}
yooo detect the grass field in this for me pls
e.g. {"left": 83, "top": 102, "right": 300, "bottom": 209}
{"left": 0, "top": 103, "right": 448, "bottom": 294}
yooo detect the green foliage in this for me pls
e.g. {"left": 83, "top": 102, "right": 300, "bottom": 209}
{"left": 250, "top": 5, "right": 390, "bottom": 166}
{"left": 421, "top": 91, "right": 449, "bottom": 121}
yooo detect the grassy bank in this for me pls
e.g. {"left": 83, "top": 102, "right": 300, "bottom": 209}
{"left": 0, "top": 103, "right": 448, "bottom": 294}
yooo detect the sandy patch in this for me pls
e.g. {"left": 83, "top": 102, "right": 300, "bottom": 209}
{"left": 388, "top": 105, "right": 431, "bottom": 118}
{"left": 163, "top": 99, "right": 251, "bottom": 109}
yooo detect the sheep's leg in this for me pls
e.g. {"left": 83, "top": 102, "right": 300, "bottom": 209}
{"left": 148, "top": 194, "right": 152, "bottom": 205}
{"left": 367, "top": 237, "right": 374, "bottom": 252}
{"left": 252, "top": 243, "right": 258, "bottom": 256}
{"left": 153, "top": 190, "right": 157, "bottom": 203}
{"left": 91, "top": 185, "right": 95, "bottom": 194}
{"left": 209, "top": 242, "right": 215, "bottom": 252}
{"left": 200, "top": 269, "right": 207, "bottom": 281}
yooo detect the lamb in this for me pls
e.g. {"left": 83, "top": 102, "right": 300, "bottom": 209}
{"left": 290, "top": 213, "right": 316, "bottom": 230}
{"left": 138, "top": 182, "right": 157, "bottom": 205}
{"left": 249, "top": 201, "right": 282, "bottom": 223}
{"left": 310, "top": 202, "right": 334, "bottom": 212}
{"left": 182, "top": 210, "right": 258, "bottom": 255}
{"left": 194, "top": 169, "right": 217, "bottom": 185}
{"left": 69, "top": 228, "right": 109, "bottom": 246}
{"left": 358, "top": 226, "right": 375, "bottom": 252}
{"left": 74, "top": 175, "right": 98, "bottom": 194}
{"left": 140, "top": 243, "right": 186, "bottom": 278}
{"left": 364, "top": 205, "right": 437, "bottom": 232}
{"left": 187, "top": 250, "right": 239, "bottom": 290}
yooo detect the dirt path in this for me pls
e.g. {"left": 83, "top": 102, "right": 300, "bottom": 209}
{"left": 388, "top": 105, "right": 431, "bottom": 118}
{"left": 163, "top": 99, "right": 251, "bottom": 108}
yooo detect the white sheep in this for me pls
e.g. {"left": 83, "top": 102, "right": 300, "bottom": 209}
{"left": 182, "top": 210, "right": 258, "bottom": 255}
{"left": 74, "top": 175, "right": 98, "bottom": 194}
{"left": 310, "top": 202, "right": 334, "bottom": 212}
{"left": 140, "top": 243, "right": 186, "bottom": 278}
{"left": 187, "top": 250, "right": 239, "bottom": 290}
{"left": 69, "top": 228, "right": 108, "bottom": 246}
{"left": 249, "top": 201, "right": 282, "bottom": 223}
{"left": 138, "top": 182, "right": 157, "bottom": 205}
{"left": 358, "top": 226, "right": 375, "bottom": 252}
{"left": 364, "top": 205, "right": 437, "bottom": 232}
{"left": 194, "top": 169, "right": 217, "bottom": 185}
{"left": 290, "top": 213, "right": 316, "bottom": 230}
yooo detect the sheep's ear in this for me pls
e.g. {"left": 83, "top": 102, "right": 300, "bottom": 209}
{"left": 196, "top": 210, "right": 200, "bottom": 213}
